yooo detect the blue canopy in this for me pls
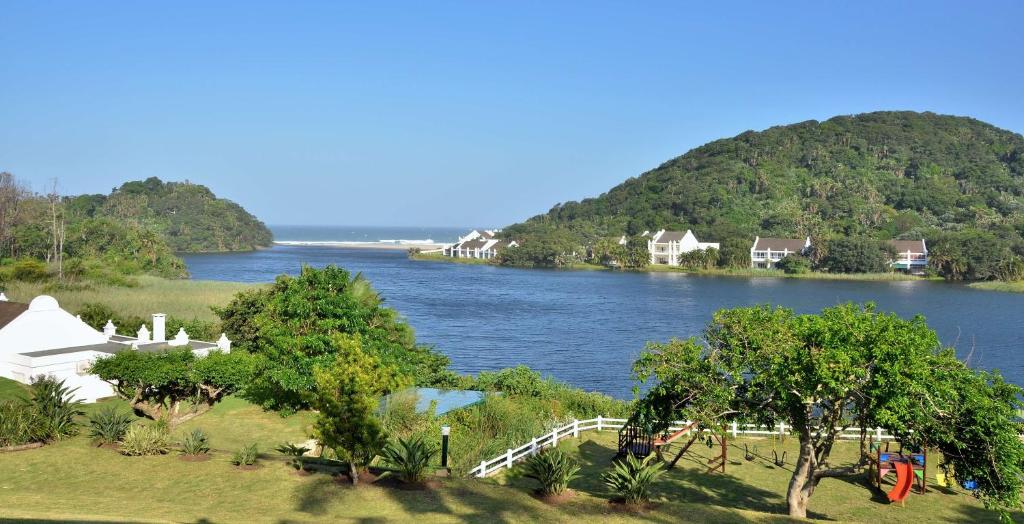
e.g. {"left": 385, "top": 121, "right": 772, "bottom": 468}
{"left": 380, "top": 387, "right": 486, "bottom": 416}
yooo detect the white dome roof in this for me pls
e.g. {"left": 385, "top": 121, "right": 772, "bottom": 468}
{"left": 28, "top": 295, "right": 60, "bottom": 312}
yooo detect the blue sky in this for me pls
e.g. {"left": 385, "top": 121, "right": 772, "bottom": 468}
{"left": 2, "top": 1, "right": 1022, "bottom": 227}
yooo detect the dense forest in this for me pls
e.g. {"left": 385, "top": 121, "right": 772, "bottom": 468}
{"left": 502, "top": 112, "right": 1024, "bottom": 280}
{"left": 0, "top": 174, "right": 271, "bottom": 285}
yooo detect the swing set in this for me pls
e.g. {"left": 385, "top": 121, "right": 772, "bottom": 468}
{"left": 617, "top": 418, "right": 728, "bottom": 473}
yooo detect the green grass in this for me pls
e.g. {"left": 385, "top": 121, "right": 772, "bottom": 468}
{"left": 0, "top": 377, "right": 1006, "bottom": 523}
{"left": 969, "top": 280, "right": 1024, "bottom": 293}
{"left": 410, "top": 252, "right": 493, "bottom": 265}
{"left": 643, "top": 266, "right": 931, "bottom": 282}
{"left": 1, "top": 275, "right": 260, "bottom": 322}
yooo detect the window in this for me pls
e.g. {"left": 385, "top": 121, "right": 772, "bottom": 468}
{"left": 753, "top": 251, "right": 767, "bottom": 259}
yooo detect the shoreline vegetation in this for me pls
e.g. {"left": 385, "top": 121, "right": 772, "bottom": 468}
{"left": 410, "top": 251, "right": 955, "bottom": 283}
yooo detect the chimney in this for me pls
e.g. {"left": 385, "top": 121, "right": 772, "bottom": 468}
{"left": 169, "top": 327, "right": 190, "bottom": 347}
{"left": 152, "top": 314, "right": 166, "bottom": 343}
{"left": 103, "top": 320, "right": 117, "bottom": 339}
{"left": 137, "top": 324, "right": 151, "bottom": 343}
{"left": 0, "top": 292, "right": 7, "bottom": 301}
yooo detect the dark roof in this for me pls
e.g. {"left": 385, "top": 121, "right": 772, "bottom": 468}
{"left": 458, "top": 239, "right": 488, "bottom": 250}
{"left": 480, "top": 230, "right": 496, "bottom": 239}
{"left": 654, "top": 231, "right": 687, "bottom": 243}
{"left": 19, "top": 342, "right": 125, "bottom": 358}
{"left": 888, "top": 239, "right": 926, "bottom": 253}
{"left": 0, "top": 301, "right": 29, "bottom": 330}
{"left": 753, "top": 237, "right": 807, "bottom": 252}
{"left": 486, "top": 240, "right": 514, "bottom": 250}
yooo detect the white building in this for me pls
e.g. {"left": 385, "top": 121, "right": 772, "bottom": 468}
{"left": 443, "top": 230, "right": 518, "bottom": 260}
{"left": 750, "top": 236, "right": 811, "bottom": 268}
{"left": 0, "top": 295, "right": 231, "bottom": 403}
{"left": 888, "top": 239, "right": 928, "bottom": 274}
{"left": 648, "top": 230, "right": 719, "bottom": 266}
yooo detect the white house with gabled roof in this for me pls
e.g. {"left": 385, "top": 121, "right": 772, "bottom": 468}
{"left": 648, "top": 230, "right": 719, "bottom": 266}
{"left": 750, "top": 236, "right": 811, "bottom": 268}
{"left": 442, "top": 229, "right": 518, "bottom": 260}
{"left": 0, "top": 294, "right": 230, "bottom": 403}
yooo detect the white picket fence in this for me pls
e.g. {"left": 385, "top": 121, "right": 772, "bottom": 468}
{"left": 470, "top": 416, "right": 896, "bottom": 478}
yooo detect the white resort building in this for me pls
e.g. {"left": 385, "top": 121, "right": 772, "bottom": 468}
{"left": 443, "top": 229, "right": 518, "bottom": 260}
{"left": 0, "top": 294, "right": 230, "bottom": 403}
{"left": 888, "top": 239, "right": 928, "bottom": 274}
{"left": 648, "top": 230, "right": 719, "bottom": 266}
{"left": 750, "top": 236, "right": 812, "bottom": 268}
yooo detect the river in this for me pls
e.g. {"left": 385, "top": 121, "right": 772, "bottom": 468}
{"left": 184, "top": 244, "right": 1024, "bottom": 398}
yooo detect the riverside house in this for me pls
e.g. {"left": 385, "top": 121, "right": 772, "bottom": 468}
{"left": 750, "top": 236, "right": 812, "bottom": 269}
{"left": 443, "top": 230, "right": 518, "bottom": 260}
{"left": 648, "top": 229, "right": 720, "bottom": 266}
{"left": 888, "top": 239, "right": 928, "bottom": 274}
{"left": 0, "top": 294, "right": 231, "bottom": 403}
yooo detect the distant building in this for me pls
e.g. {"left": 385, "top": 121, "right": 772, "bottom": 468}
{"left": 888, "top": 239, "right": 928, "bottom": 274}
{"left": 648, "top": 230, "right": 720, "bottom": 266}
{"left": 442, "top": 229, "right": 517, "bottom": 259}
{"left": 750, "top": 236, "right": 811, "bottom": 269}
{"left": 0, "top": 295, "right": 231, "bottom": 403}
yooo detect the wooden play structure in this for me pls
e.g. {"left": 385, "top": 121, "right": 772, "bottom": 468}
{"left": 865, "top": 438, "right": 927, "bottom": 503}
{"left": 617, "top": 418, "right": 727, "bottom": 473}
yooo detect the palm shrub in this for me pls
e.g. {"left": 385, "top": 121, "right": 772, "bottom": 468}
{"left": 0, "top": 401, "right": 45, "bottom": 447}
{"left": 276, "top": 442, "right": 311, "bottom": 470}
{"left": 120, "top": 424, "right": 173, "bottom": 456}
{"left": 28, "top": 376, "right": 83, "bottom": 440}
{"left": 180, "top": 429, "right": 211, "bottom": 455}
{"left": 602, "top": 453, "right": 666, "bottom": 505}
{"left": 381, "top": 436, "right": 438, "bottom": 483}
{"left": 521, "top": 449, "right": 580, "bottom": 496}
{"left": 87, "top": 406, "right": 134, "bottom": 445}
{"left": 232, "top": 443, "right": 259, "bottom": 466}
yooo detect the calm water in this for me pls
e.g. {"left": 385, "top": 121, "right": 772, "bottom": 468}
{"left": 184, "top": 245, "right": 1024, "bottom": 398}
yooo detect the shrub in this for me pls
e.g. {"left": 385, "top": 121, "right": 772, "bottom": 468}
{"left": 120, "top": 424, "right": 173, "bottom": 456}
{"left": 521, "top": 449, "right": 580, "bottom": 495}
{"left": 232, "top": 443, "right": 259, "bottom": 466}
{"left": 0, "top": 401, "right": 45, "bottom": 447}
{"left": 180, "top": 429, "right": 211, "bottom": 455}
{"left": 11, "top": 259, "right": 49, "bottom": 282}
{"left": 28, "top": 376, "right": 83, "bottom": 441}
{"left": 775, "top": 254, "right": 811, "bottom": 274}
{"left": 602, "top": 453, "right": 666, "bottom": 505}
{"left": 381, "top": 436, "right": 438, "bottom": 484}
{"left": 87, "top": 406, "right": 134, "bottom": 445}
{"left": 276, "top": 442, "right": 311, "bottom": 470}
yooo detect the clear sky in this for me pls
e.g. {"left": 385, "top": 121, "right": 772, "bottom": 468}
{"left": 2, "top": 1, "right": 1022, "bottom": 228}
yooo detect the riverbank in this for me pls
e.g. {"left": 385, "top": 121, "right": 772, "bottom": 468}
{"left": 969, "top": 280, "right": 1024, "bottom": 293}
{"left": 410, "top": 252, "right": 606, "bottom": 270}
{"left": 3, "top": 276, "right": 259, "bottom": 321}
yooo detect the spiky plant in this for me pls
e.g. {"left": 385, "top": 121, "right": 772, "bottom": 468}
{"left": 521, "top": 449, "right": 580, "bottom": 496}
{"left": 276, "top": 442, "right": 311, "bottom": 470}
{"left": 87, "top": 406, "right": 134, "bottom": 445}
{"left": 120, "top": 424, "right": 173, "bottom": 456}
{"left": 180, "top": 429, "right": 211, "bottom": 455}
{"left": 381, "top": 436, "right": 438, "bottom": 483}
{"left": 602, "top": 453, "right": 666, "bottom": 505}
{"left": 28, "top": 376, "right": 83, "bottom": 440}
{"left": 232, "top": 443, "right": 259, "bottom": 466}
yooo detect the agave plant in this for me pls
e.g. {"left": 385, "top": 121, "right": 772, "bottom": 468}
{"left": 381, "top": 436, "right": 438, "bottom": 483}
{"left": 28, "top": 376, "right": 83, "bottom": 441}
{"left": 120, "top": 424, "right": 173, "bottom": 456}
{"left": 232, "top": 443, "right": 259, "bottom": 466}
{"left": 276, "top": 442, "right": 311, "bottom": 470}
{"left": 87, "top": 406, "right": 134, "bottom": 445}
{"left": 0, "top": 401, "right": 45, "bottom": 447}
{"left": 180, "top": 429, "right": 211, "bottom": 455}
{"left": 602, "top": 453, "right": 666, "bottom": 505}
{"left": 521, "top": 449, "right": 580, "bottom": 496}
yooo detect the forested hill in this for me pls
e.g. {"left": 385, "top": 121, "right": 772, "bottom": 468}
{"left": 69, "top": 177, "right": 273, "bottom": 252}
{"left": 504, "top": 111, "right": 1024, "bottom": 265}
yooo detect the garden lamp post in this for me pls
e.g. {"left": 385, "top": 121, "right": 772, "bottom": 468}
{"left": 441, "top": 425, "right": 451, "bottom": 469}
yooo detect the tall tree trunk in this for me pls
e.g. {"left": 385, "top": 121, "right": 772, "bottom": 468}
{"left": 786, "top": 437, "right": 819, "bottom": 518}
{"left": 349, "top": 461, "right": 359, "bottom": 485}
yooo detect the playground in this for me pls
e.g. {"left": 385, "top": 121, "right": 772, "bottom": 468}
{"left": 498, "top": 430, "right": 1011, "bottom": 522}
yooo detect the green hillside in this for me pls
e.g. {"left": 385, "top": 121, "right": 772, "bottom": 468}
{"left": 68, "top": 177, "right": 273, "bottom": 252}
{"left": 504, "top": 111, "right": 1024, "bottom": 278}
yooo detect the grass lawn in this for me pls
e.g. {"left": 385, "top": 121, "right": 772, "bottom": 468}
{"left": 0, "top": 378, "right": 1008, "bottom": 523}
{"left": 2, "top": 276, "right": 260, "bottom": 322}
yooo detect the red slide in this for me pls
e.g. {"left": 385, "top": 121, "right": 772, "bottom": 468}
{"left": 887, "top": 461, "right": 913, "bottom": 503}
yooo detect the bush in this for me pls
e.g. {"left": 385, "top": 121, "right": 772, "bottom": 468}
{"left": 382, "top": 436, "right": 438, "bottom": 484}
{"left": 775, "top": 254, "right": 811, "bottom": 274}
{"left": 521, "top": 449, "right": 580, "bottom": 495}
{"left": 11, "top": 259, "right": 49, "bottom": 282}
{"left": 28, "top": 376, "right": 83, "bottom": 441}
{"left": 602, "top": 453, "right": 666, "bottom": 505}
{"left": 87, "top": 406, "right": 134, "bottom": 445}
{"left": 818, "top": 238, "right": 892, "bottom": 273}
{"left": 180, "top": 429, "right": 211, "bottom": 455}
{"left": 0, "top": 401, "right": 45, "bottom": 447}
{"left": 120, "top": 424, "right": 173, "bottom": 456}
{"left": 276, "top": 442, "right": 311, "bottom": 470}
{"left": 232, "top": 443, "right": 259, "bottom": 466}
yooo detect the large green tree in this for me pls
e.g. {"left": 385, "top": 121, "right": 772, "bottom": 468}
{"left": 632, "top": 304, "right": 1024, "bottom": 519}
{"left": 216, "top": 264, "right": 455, "bottom": 411}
